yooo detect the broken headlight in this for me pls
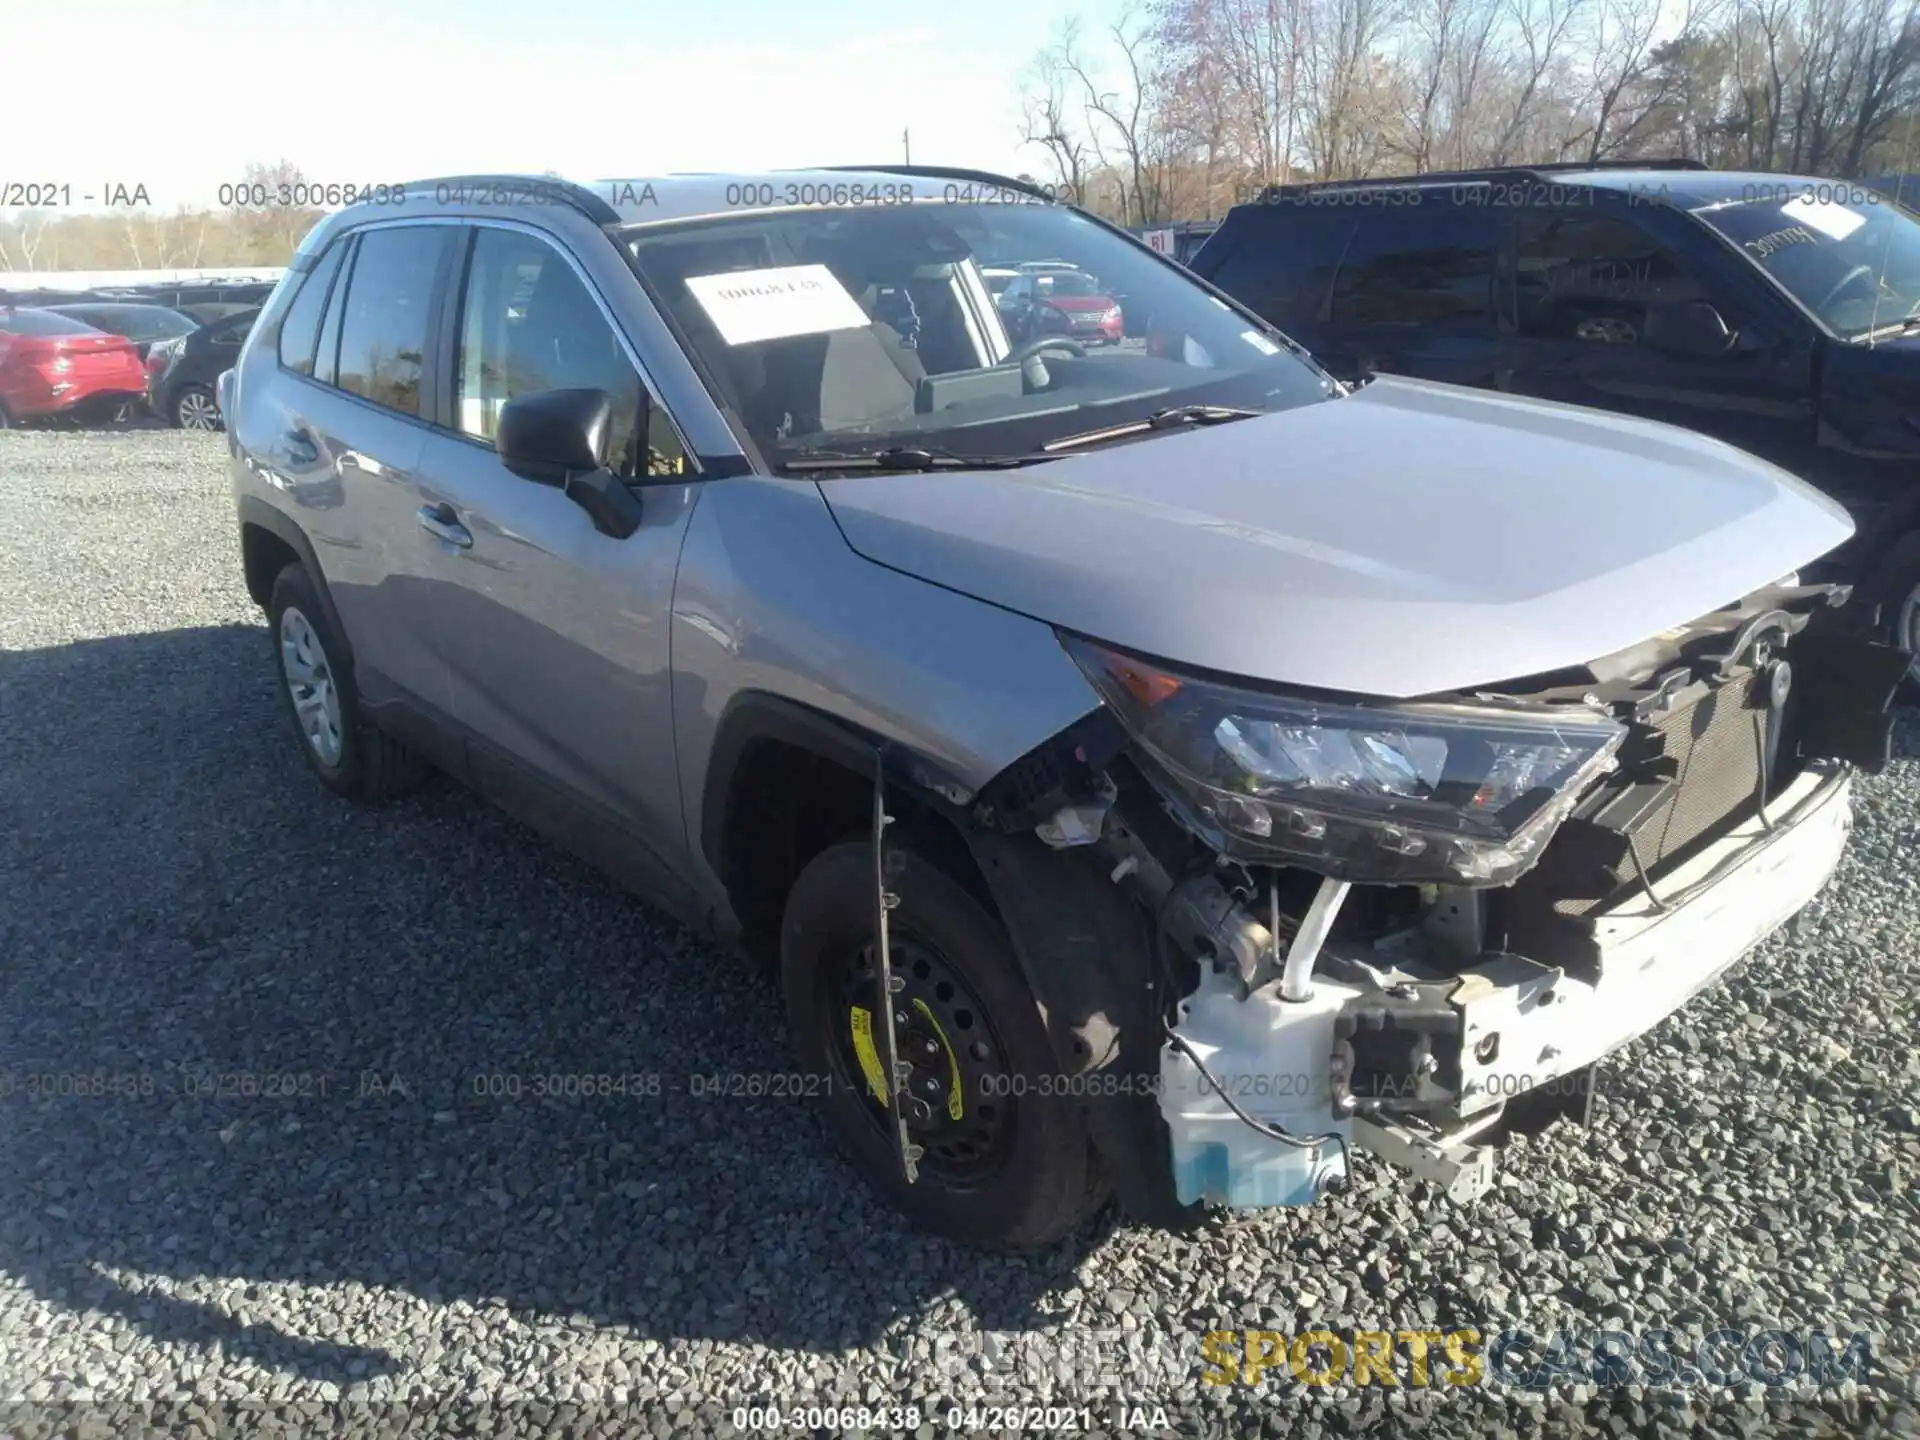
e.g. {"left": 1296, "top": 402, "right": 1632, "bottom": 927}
{"left": 1062, "top": 636, "right": 1626, "bottom": 886}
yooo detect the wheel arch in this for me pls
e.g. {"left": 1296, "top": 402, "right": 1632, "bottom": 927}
{"left": 702, "top": 693, "right": 1194, "bottom": 1228}
{"left": 700, "top": 693, "right": 991, "bottom": 963}
{"left": 237, "top": 496, "right": 354, "bottom": 673}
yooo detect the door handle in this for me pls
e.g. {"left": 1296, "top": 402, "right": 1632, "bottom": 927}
{"left": 285, "top": 427, "right": 318, "bottom": 464}
{"left": 417, "top": 501, "right": 473, "bottom": 549}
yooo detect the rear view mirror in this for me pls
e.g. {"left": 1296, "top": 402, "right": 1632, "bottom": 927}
{"left": 1644, "top": 301, "right": 1739, "bottom": 358}
{"left": 496, "top": 387, "right": 645, "bottom": 540}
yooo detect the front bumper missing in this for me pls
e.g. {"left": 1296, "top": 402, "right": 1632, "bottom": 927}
{"left": 1352, "top": 762, "right": 1851, "bottom": 1202}
{"left": 1165, "top": 761, "right": 1854, "bottom": 1209}
{"left": 1451, "top": 760, "right": 1851, "bottom": 1105}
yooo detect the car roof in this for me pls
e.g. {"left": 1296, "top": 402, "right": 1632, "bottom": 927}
{"left": 46, "top": 301, "right": 183, "bottom": 314}
{"left": 334, "top": 167, "right": 1060, "bottom": 232}
{"left": 1230, "top": 163, "right": 1854, "bottom": 216}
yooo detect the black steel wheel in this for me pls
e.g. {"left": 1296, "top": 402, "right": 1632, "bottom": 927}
{"left": 780, "top": 836, "right": 1107, "bottom": 1250}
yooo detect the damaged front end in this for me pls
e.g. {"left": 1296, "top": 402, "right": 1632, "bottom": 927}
{"left": 970, "top": 580, "right": 1905, "bottom": 1215}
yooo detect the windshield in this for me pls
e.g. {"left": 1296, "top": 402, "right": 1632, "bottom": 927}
{"left": 624, "top": 202, "right": 1332, "bottom": 464}
{"left": 1696, "top": 188, "right": 1920, "bottom": 339}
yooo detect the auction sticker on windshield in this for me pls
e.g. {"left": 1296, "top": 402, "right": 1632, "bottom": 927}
{"left": 1780, "top": 194, "right": 1868, "bottom": 241}
{"left": 684, "top": 264, "right": 871, "bottom": 345}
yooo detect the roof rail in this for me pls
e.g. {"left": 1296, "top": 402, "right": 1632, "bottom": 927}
{"left": 1251, "top": 157, "right": 1709, "bottom": 200}
{"left": 815, "top": 165, "right": 1060, "bottom": 204}
{"left": 393, "top": 174, "right": 621, "bottom": 225}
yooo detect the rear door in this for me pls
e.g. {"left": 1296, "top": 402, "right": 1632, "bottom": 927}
{"left": 411, "top": 222, "right": 704, "bottom": 904}
{"left": 1503, "top": 206, "right": 1818, "bottom": 472}
{"left": 192, "top": 310, "right": 253, "bottom": 392}
{"left": 1314, "top": 203, "right": 1504, "bottom": 387}
{"left": 265, "top": 221, "right": 460, "bottom": 717}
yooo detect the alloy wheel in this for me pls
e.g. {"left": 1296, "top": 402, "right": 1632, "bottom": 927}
{"left": 279, "top": 606, "right": 344, "bottom": 766}
{"left": 176, "top": 389, "right": 222, "bottom": 431}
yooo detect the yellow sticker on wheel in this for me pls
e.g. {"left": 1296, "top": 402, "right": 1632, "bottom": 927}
{"left": 850, "top": 1006, "right": 889, "bottom": 1106}
{"left": 912, "top": 998, "right": 965, "bottom": 1121}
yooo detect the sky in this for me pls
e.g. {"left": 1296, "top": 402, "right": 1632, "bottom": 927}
{"left": 8, "top": 0, "right": 1098, "bottom": 212}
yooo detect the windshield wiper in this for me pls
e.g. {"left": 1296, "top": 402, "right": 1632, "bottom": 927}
{"left": 775, "top": 446, "right": 1056, "bottom": 474}
{"left": 1041, "top": 404, "right": 1265, "bottom": 454}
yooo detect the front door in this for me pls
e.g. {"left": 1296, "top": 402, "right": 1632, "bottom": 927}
{"left": 412, "top": 223, "right": 705, "bottom": 903}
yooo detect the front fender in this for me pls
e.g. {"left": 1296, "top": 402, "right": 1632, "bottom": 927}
{"left": 960, "top": 827, "right": 1201, "bottom": 1231}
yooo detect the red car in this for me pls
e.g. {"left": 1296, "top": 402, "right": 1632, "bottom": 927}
{"left": 996, "top": 268, "right": 1125, "bottom": 345}
{"left": 0, "top": 307, "right": 150, "bottom": 426}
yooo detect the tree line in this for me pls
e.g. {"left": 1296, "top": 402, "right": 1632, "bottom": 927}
{"left": 0, "top": 163, "right": 324, "bottom": 275}
{"left": 1017, "top": 0, "right": 1920, "bottom": 221}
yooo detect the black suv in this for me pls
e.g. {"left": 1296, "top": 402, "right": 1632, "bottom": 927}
{"left": 1190, "top": 162, "right": 1920, "bottom": 677}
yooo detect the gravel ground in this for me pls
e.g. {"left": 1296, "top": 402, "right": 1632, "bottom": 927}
{"left": 2, "top": 428, "right": 1918, "bottom": 1438}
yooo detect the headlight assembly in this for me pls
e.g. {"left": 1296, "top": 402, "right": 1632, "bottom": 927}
{"left": 1061, "top": 635, "right": 1626, "bottom": 886}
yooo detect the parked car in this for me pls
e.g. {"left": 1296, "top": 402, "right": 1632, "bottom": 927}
{"left": 42, "top": 301, "right": 198, "bottom": 361}
{"left": 148, "top": 307, "right": 258, "bottom": 429}
{"left": 0, "top": 307, "right": 149, "bottom": 426}
{"left": 121, "top": 280, "right": 277, "bottom": 312}
{"left": 225, "top": 167, "right": 1900, "bottom": 1250}
{"left": 996, "top": 267, "right": 1124, "bottom": 344}
{"left": 1189, "top": 162, "right": 1920, "bottom": 681}
{"left": 980, "top": 266, "right": 1020, "bottom": 297}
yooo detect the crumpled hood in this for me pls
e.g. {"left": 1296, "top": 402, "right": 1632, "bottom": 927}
{"left": 817, "top": 376, "right": 1854, "bottom": 698}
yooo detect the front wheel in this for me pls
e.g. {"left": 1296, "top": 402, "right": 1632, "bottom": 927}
{"left": 1870, "top": 532, "right": 1920, "bottom": 695}
{"left": 780, "top": 838, "right": 1107, "bottom": 1250}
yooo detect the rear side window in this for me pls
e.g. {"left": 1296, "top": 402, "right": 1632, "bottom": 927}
{"left": 1202, "top": 213, "right": 1354, "bottom": 326}
{"left": 1515, "top": 213, "right": 1705, "bottom": 345}
{"left": 333, "top": 226, "right": 445, "bottom": 417}
{"left": 1331, "top": 209, "right": 1497, "bottom": 326}
{"left": 277, "top": 241, "right": 347, "bottom": 375}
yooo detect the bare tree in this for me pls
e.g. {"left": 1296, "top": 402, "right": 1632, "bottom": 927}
{"left": 1018, "top": 48, "right": 1092, "bottom": 200}
{"left": 1060, "top": 9, "right": 1175, "bottom": 221}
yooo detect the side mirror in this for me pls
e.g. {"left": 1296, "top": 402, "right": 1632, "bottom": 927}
{"left": 1644, "top": 301, "right": 1739, "bottom": 358}
{"left": 495, "top": 387, "right": 645, "bottom": 540}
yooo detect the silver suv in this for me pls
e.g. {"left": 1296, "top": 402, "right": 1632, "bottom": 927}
{"left": 225, "top": 168, "right": 1904, "bottom": 1250}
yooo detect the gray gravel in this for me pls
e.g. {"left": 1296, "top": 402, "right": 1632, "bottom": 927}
{"left": 2, "top": 427, "right": 1918, "bottom": 1438}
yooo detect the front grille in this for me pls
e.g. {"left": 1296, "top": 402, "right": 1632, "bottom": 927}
{"left": 1491, "top": 667, "right": 1776, "bottom": 969}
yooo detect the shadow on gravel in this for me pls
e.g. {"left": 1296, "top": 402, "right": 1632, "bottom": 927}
{"left": 0, "top": 625, "right": 1095, "bottom": 1388}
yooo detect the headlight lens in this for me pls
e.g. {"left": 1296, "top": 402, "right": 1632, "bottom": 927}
{"left": 1062, "top": 635, "right": 1626, "bottom": 885}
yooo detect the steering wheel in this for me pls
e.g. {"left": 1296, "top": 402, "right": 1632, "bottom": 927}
{"left": 1004, "top": 334, "right": 1088, "bottom": 366}
{"left": 1819, "top": 263, "right": 1879, "bottom": 311}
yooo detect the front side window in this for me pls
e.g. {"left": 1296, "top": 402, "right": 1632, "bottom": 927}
{"left": 334, "top": 226, "right": 444, "bottom": 417}
{"left": 1695, "top": 190, "right": 1920, "bottom": 339}
{"left": 625, "top": 201, "right": 1330, "bottom": 464}
{"left": 1516, "top": 213, "right": 1705, "bottom": 345}
{"left": 1331, "top": 210, "right": 1497, "bottom": 326}
{"left": 455, "top": 228, "right": 688, "bottom": 479}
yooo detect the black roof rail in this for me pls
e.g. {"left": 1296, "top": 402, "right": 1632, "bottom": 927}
{"left": 815, "top": 164, "right": 1060, "bottom": 204}
{"left": 394, "top": 174, "right": 621, "bottom": 225}
{"left": 1250, "top": 157, "right": 1709, "bottom": 201}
